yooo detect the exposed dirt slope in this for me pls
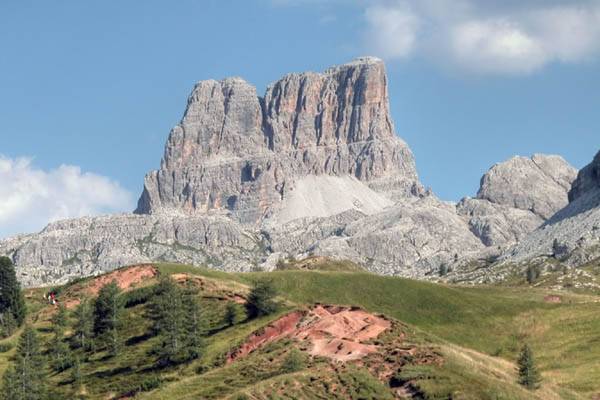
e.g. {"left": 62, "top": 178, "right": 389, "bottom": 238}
{"left": 229, "top": 305, "right": 391, "bottom": 363}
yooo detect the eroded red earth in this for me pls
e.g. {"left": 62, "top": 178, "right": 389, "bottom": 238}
{"left": 228, "top": 305, "right": 391, "bottom": 363}
{"left": 62, "top": 264, "right": 158, "bottom": 309}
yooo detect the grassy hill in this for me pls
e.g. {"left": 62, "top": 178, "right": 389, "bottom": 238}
{"left": 1, "top": 261, "right": 599, "bottom": 399}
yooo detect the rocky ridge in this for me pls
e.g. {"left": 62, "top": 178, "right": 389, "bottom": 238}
{"left": 502, "top": 150, "right": 600, "bottom": 267}
{"left": 0, "top": 58, "right": 586, "bottom": 286}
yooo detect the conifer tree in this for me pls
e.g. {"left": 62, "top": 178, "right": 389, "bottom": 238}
{"left": 51, "top": 303, "right": 68, "bottom": 328}
{"left": 71, "top": 356, "right": 82, "bottom": 389}
{"left": 0, "top": 311, "right": 17, "bottom": 338}
{"left": 72, "top": 299, "right": 94, "bottom": 351}
{"left": 182, "top": 283, "right": 203, "bottom": 361}
{"left": 223, "top": 302, "right": 242, "bottom": 326}
{"left": 0, "top": 256, "right": 26, "bottom": 327}
{"left": 150, "top": 277, "right": 204, "bottom": 365}
{"left": 517, "top": 343, "right": 541, "bottom": 390}
{"left": 49, "top": 317, "right": 73, "bottom": 372}
{"left": 93, "top": 281, "right": 124, "bottom": 356}
{"left": 246, "top": 279, "right": 278, "bottom": 318}
{"left": 0, "top": 366, "right": 18, "bottom": 400}
{"left": 0, "top": 326, "right": 48, "bottom": 400}
{"left": 150, "top": 276, "right": 186, "bottom": 365}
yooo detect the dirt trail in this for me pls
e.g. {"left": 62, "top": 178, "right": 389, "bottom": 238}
{"left": 229, "top": 305, "right": 391, "bottom": 363}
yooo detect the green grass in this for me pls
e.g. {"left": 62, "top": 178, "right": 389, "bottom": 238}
{"left": 157, "top": 265, "right": 600, "bottom": 398}
{"left": 2, "top": 262, "right": 599, "bottom": 399}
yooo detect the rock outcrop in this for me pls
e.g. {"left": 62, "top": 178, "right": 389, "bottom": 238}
{"left": 0, "top": 213, "right": 262, "bottom": 287}
{"left": 457, "top": 154, "right": 577, "bottom": 247}
{"left": 136, "top": 57, "right": 421, "bottom": 225}
{"left": 568, "top": 151, "right": 600, "bottom": 202}
{"left": 476, "top": 154, "right": 576, "bottom": 219}
{"left": 504, "top": 150, "right": 600, "bottom": 266}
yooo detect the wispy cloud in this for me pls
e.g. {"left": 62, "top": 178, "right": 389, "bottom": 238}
{"left": 364, "top": 3, "right": 420, "bottom": 59}
{"left": 0, "top": 156, "right": 133, "bottom": 238}
{"left": 362, "top": 0, "right": 600, "bottom": 75}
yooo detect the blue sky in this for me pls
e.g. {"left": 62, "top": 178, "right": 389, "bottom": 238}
{"left": 1, "top": 0, "right": 599, "bottom": 237}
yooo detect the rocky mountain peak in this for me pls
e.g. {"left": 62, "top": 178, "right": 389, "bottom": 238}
{"left": 135, "top": 57, "right": 420, "bottom": 223}
{"left": 476, "top": 154, "right": 577, "bottom": 219}
{"left": 456, "top": 154, "right": 577, "bottom": 247}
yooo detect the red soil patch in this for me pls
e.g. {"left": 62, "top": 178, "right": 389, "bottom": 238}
{"left": 544, "top": 295, "right": 562, "bottom": 303}
{"left": 228, "top": 305, "right": 391, "bottom": 363}
{"left": 229, "top": 311, "right": 305, "bottom": 362}
{"left": 84, "top": 264, "right": 157, "bottom": 296}
{"left": 56, "top": 265, "right": 157, "bottom": 309}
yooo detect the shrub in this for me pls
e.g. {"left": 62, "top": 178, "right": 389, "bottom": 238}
{"left": 139, "top": 376, "right": 162, "bottom": 392}
{"left": 281, "top": 348, "right": 306, "bottom": 373}
{"left": 0, "top": 342, "right": 13, "bottom": 353}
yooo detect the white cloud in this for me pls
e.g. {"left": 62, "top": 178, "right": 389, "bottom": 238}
{"left": 362, "top": 0, "right": 600, "bottom": 75}
{"left": 364, "top": 2, "right": 420, "bottom": 59}
{"left": 0, "top": 156, "right": 133, "bottom": 238}
{"left": 450, "top": 19, "right": 546, "bottom": 74}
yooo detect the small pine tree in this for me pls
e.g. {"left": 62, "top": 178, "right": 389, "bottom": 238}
{"left": 72, "top": 299, "right": 94, "bottom": 351}
{"left": 246, "top": 279, "right": 278, "bottom": 319}
{"left": 150, "top": 277, "right": 204, "bottom": 366}
{"left": 223, "top": 302, "right": 242, "bottom": 326}
{"left": 0, "top": 326, "right": 48, "bottom": 400}
{"left": 0, "top": 310, "right": 17, "bottom": 338}
{"left": 71, "top": 356, "right": 82, "bottom": 389}
{"left": 150, "top": 276, "right": 186, "bottom": 366}
{"left": 0, "top": 256, "right": 26, "bottom": 326}
{"left": 49, "top": 323, "right": 73, "bottom": 372}
{"left": 0, "top": 366, "right": 18, "bottom": 400}
{"left": 93, "top": 281, "right": 124, "bottom": 356}
{"left": 517, "top": 344, "right": 541, "bottom": 390}
{"left": 182, "top": 284, "right": 203, "bottom": 361}
{"left": 51, "top": 303, "right": 69, "bottom": 328}
{"left": 526, "top": 266, "right": 540, "bottom": 284}
{"left": 438, "top": 264, "right": 449, "bottom": 277}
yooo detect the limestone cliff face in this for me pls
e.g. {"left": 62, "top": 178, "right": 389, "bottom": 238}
{"left": 477, "top": 154, "right": 576, "bottom": 219}
{"left": 569, "top": 151, "right": 600, "bottom": 202}
{"left": 503, "top": 150, "right": 600, "bottom": 266}
{"left": 457, "top": 154, "right": 577, "bottom": 246}
{"left": 135, "top": 57, "right": 420, "bottom": 224}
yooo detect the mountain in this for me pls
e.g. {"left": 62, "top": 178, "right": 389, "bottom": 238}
{"left": 0, "top": 58, "right": 581, "bottom": 286}
{"left": 135, "top": 57, "right": 422, "bottom": 223}
{"left": 457, "top": 154, "right": 577, "bottom": 246}
{"left": 503, "top": 150, "right": 600, "bottom": 266}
